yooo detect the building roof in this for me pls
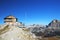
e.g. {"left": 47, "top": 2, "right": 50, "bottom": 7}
{"left": 5, "top": 15, "right": 16, "bottom": 19}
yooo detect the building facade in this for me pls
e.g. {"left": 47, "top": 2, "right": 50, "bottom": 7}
{"left": 4, "top": 15, "right": 18, "bottom": 24}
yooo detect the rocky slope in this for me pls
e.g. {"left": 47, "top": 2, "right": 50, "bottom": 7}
{"left": 0, "top": 24, "right": 36, "bottom": 40}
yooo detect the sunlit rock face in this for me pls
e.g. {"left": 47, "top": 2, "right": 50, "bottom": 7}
{"left": 48, "top": 19, "right": 60, "bottom": 29}
{"left": 0, "top": 24, "right": 35, "bottom": 40}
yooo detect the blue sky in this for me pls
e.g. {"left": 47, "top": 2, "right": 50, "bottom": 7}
{"left": 0, "top": 0, "right": 60, "bottom": 25}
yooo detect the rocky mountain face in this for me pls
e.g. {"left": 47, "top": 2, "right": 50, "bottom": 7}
{"left": 47, "top": 19, "right": 60, "bottom": 29}
{"left": 44, "top": 19, "right": 60, "bottom": 37}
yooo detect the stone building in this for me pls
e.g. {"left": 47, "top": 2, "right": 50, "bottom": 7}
{"left": 4, "top": 15, "right": 25, "bottom": 28}
{"left": 4, "top": 15, "right": 18, "bottom": 24}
